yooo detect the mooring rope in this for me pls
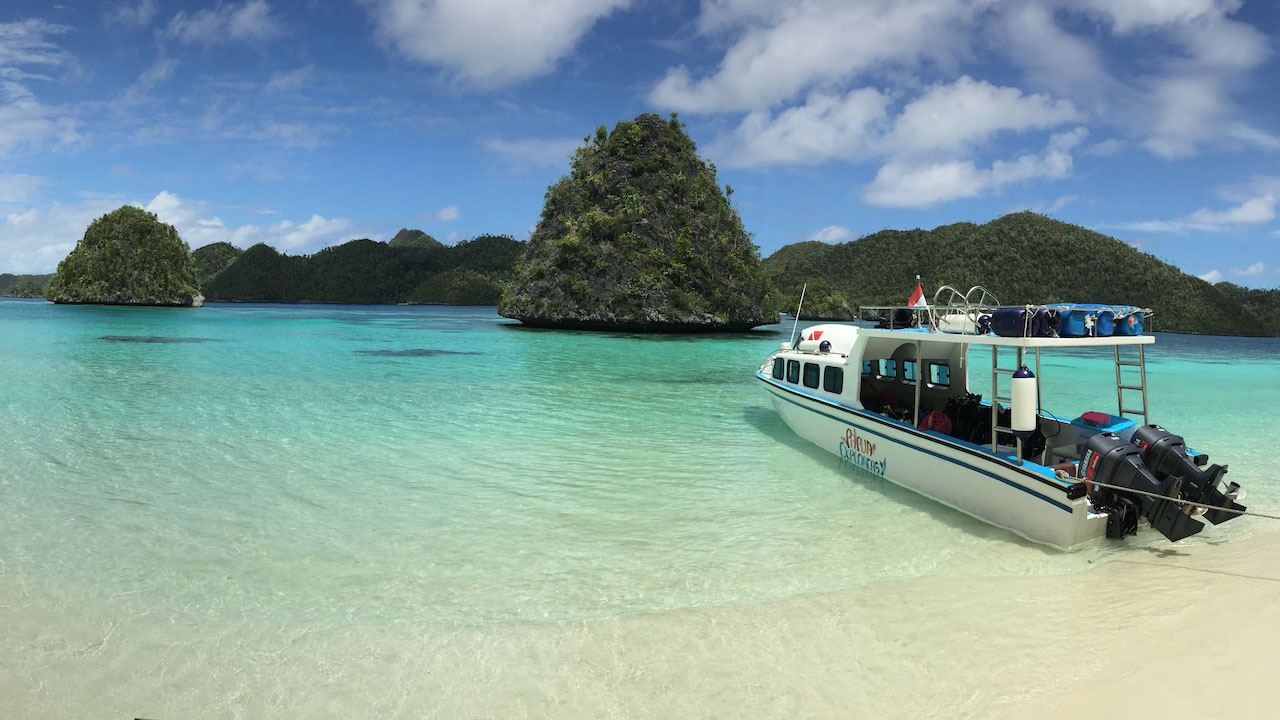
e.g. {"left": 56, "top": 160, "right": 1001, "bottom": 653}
{"left": 1080, "top": 479, "right": 1280, "bottom": 521}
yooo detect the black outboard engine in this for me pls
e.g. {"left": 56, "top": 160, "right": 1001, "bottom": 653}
{"left": 1130, "top": 424, "right": 1245, "bottom": 525}
{"left": 1078, "top": 433, "right": 1204, "bottom": 541}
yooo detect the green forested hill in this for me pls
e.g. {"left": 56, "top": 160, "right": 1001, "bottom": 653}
{"left": 762, "top": 212, "right": 1280, "bottom": 336}
{"left": 201, "top": 233, "right": 524, "bottom": 305}
{"left": 499, "top": 113, "right": 771, "bottom": 331}
{"left": 388, "top": 228, "right": 443, "bottom": 250}
{"left": 47, "top": 206, "right": 202, "bottom": 306}
{"left": 0, "top": 273, "right": 53, "bottom": 297}
{"left": 193, "top": 242, "right": 244, "bottom": 287}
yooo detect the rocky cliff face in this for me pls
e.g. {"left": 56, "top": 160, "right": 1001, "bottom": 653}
{"left": 499, "top": 113, "right": 771, "bottom": 332}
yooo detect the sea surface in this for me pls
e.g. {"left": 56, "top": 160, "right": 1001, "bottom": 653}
{"left": 2, "top": 299, "right": 1277, "bottom": 718}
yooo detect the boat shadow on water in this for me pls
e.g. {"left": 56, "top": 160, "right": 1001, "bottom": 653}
{"left": 740, "top": 405, "right": 1055, "bottom": 552}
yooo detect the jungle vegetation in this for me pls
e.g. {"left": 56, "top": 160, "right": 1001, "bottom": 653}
{"left": 0, "top": 273, "right": 52, "bottom": 297}
{"left": 46, "top": 206, "right": 202, "bottom": 306}
{"left": 499, "top": 113, "right": 771, "bottom": 331}
{"left": 199, "top": 233, "right": 524, "bottom": 305}
{"left": 193, "top": 242, "right": 244, "bottom": 287}
{"left": 761, "top": 212, "right": 1280, "bottom": 336}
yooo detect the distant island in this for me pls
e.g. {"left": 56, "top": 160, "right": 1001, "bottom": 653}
{"left": 0, "top": 273, "right": 52, "bottom": 298}
{"left": 5, "top": 206, "right": 1279, "bottom": 337}
{"left": 499, "top": 113, "right": 771, "bottom": 331}
{"left": 199, "top": 232, "right": 524, "bottom": 305}
{"left": 46, "top": 206, "right": 203, "bottom": 307}
{"left": 761, "top": 212, "right": 1280, "bottom": 337}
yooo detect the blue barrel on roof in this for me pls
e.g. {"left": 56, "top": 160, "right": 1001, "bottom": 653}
{"left": 1112, "top": 307, "right": 1145, "bottom": 335}
{"left": 1059, "top": 304, "right": 1116, "bottom": 337}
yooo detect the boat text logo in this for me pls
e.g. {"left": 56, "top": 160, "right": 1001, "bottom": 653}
{"left": 838, "top": 428, "right": 887, "bottom": 476}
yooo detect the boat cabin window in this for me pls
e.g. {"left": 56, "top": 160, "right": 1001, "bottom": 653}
{"left": 803, "top": 362, "right": 820, "bottom": 389}
{"left": 824, "top": 366, "right": 843, "bottom": 393}
{"left": 902, "top": 360, "right": 917, "bottom": 384}
{"left": 876, "top": 359, "right": 896, "bottom": 379}
{"left": 772, "top": 357, "right": 785, "bottom": 380}
{"left": 927, "top": 362, "right": 951, "bottom": 387}
{"left": 787, "top": 359, "right": 800, "bottom": 384}
{"left": 861, "top": 360, "right": 871, "bottom": 376}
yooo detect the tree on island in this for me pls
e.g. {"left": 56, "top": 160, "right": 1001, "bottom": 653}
{"left": 388, "top": 228, "right": 443, "bottom": 250}
{"left": 499, "top": 113, "right": 771, "bottom": 331}
{"left": 193, "top": 241, "right": 244, "bottom": 288}
{"left": 46, "top": 205, "right": 203, "bottom": 306}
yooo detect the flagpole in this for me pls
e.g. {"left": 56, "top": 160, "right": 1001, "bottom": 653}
{"left": 789, "top": 283, "right": 807, "bottom": 345}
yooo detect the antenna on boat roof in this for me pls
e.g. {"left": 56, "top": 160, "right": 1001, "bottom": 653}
{"left": 790, "top": 283, "right": 807, "bottom": 343}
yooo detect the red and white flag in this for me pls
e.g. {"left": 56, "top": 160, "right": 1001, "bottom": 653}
{"left": 908, "top": 281, "right": 927, "bottom": 308}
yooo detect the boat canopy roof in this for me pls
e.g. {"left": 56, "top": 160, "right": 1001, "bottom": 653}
{"left": 854, "top": 289, "right": 1156, "bottom": 348}
{"left": 854, "top": 327, "right": 1154, "bottom": 348}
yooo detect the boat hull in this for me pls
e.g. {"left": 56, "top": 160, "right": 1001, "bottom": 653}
{"left": 759, "top": 372, "right": 1107, "bottom": 548}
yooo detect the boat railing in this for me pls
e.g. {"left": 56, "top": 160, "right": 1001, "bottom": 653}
{"left": 861, "top": 292, "right": 1154, "bottom": 337}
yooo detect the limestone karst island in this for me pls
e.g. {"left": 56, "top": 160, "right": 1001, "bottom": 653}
{"left": 46, "top": 206, "right": 204, "bottom": 307}
{"left": 498, "top": 113, "right": 772, "bottom": 332}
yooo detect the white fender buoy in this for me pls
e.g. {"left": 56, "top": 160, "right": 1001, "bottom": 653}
{"left": 1011, "top": 366, "right": 1037, "bottom": 439}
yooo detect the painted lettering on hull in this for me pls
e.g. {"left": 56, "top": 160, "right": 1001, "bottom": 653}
{"left": 838, "top": 427, "right": 887, "bottom": 476}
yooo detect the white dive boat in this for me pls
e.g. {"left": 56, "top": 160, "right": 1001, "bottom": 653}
{"left": 757, "top": 285, "right": 1247, "bottom": 548}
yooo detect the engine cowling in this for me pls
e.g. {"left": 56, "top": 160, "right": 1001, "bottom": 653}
{"left": 1130, "top": 424, "right": 1244, "bottom": 525}
{"left": 1078, "top": 432, "right": 1204, "bottom": 542}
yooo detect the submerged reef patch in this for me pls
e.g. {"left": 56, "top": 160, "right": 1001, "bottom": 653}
{"left": 99, "top": 335, "right": 220, "bottom": 343}
{"left": 354, "top": 348, "right": 482, "bottom": 357}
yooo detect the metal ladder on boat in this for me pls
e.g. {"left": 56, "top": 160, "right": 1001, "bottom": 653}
{"left": 1114, "top": 345, "right": 1150, "bottom": 426}
{"left": 990, "top": 345, "right": 1041, "bottom": 463}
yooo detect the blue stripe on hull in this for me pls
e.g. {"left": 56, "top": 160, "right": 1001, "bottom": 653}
{"left": 759, "top": 374, "right": 1073, "bottom": 514}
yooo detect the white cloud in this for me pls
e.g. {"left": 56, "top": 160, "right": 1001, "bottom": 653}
{"left": 1228, "top": 261, "right": 1266, "bottom": 277}
{"left": 807, "top": 225, "right": 854, "bottom": 243}
{"left": 713, "top": 76, "right": 1078, "bottom": 170}
{"left": 141, "top": 191, "right": 357, "bottom": 252}
{"left": 1143, "top": 75, "right": 1225, "bottom": 159}
{"left": 105, "top": 0, "right": 159, "bottom": 28}
{"left": 1083, "top": 138, "right": 1123, "bottom": 156}
{"left": 482, "top": 136, "right": 581, "bottom": 171}
{"left": 0, "top": 195, "right": 125, "bottom": 273}
{"left": 1079, "top": 0, "right": 1227, "bottom": 34}
{"left": 417, "top": 204, "right": 460, "bottom": 223}
{"left": 264, "top": 65, "right": 313, "bottom": 93}
{"left": 885, "top": 76, "right": 1079, "bottom": 156}
{"left": 997, "top": 1, "right": 1120, "bottom": 108}
{"left": 220, "top": 160, "right": 285, "bottom": 182}
{"left": 1224, "top": 124, "right": 1280, "bottom": 150}
{"left": 166, "top": 1, "right": 284, "bottom": 45}
{"left": 663, "top": 0, "right": 1272, "bottom": 178}
{"left": 710, "top": 88, "right": 889, "bottom": 167}
{"left": 1110, "top": 180, "right": 1277, "bottom": 233}
{"left": 0, "top": 173, "right": 47, "bottom": 203}
{"left": 0, "top": 18, "right": 70, "bottom": 70}
{"left": 1045, "top": 194, "right": 1078, "bottom": 214}
{"left": 367, "top": 0, "right": 631, "bottom": 88}
{"left": 1098, "top": 5, "right": 1268, "bottom": 158}
{"left": 864, "top": 128, "right": 1083, "bottom": 208}
{"left": 0, "top": 19, "right": 80, "bottom": 157}
{"left": 650, "top": 0, "right": 977, "bottom": 113}
{"left": 117, "top": 56, "right": 178, "bottom": 106}
{"left": 1183, "top": 194, "right": 1275, "bottom": 229}
{"left": 1199, "top": 268, "right": 1222, "bottom": 283}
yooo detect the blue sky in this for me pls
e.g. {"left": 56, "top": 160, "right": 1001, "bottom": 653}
{"left": 2, "top": 0, "right": 1278, "bottom": 288}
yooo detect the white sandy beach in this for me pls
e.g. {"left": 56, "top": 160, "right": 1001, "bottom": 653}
{"left": 6, "top": 525, "right": 1277, "bottom": 719}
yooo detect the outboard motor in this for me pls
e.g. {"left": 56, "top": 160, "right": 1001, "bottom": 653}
{"left": 1078, "top": 433, "right": 1204, "bottom": 542}
{"left": 1130, "top": 424, "right": 1245, "bottom": 525}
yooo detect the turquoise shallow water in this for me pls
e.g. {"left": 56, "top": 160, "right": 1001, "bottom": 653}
{"left": 2, "top": 299, "right": 1278, "bottom": 715}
